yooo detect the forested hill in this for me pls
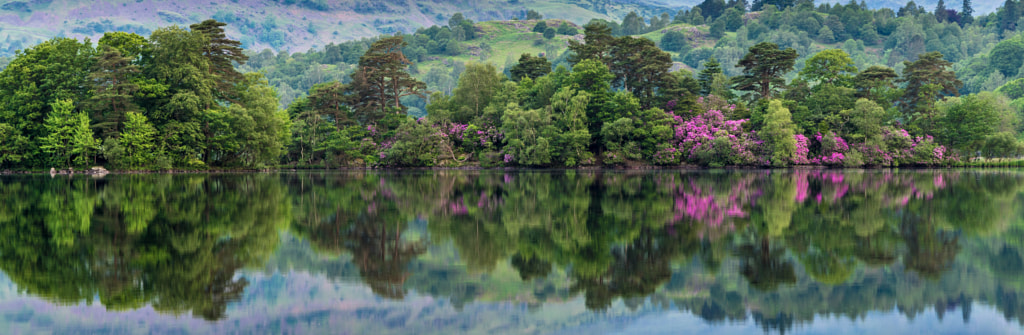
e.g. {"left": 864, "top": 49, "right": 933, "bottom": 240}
{"left": 0, "top": 0, "right": 684, "bottom": 56}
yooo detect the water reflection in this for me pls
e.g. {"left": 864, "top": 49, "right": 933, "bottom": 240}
{"left": 0, "top": 174, "right": 289, "bottom": 320}
{"left": 1, "top": 169, "right": 1024, "bottom": 333}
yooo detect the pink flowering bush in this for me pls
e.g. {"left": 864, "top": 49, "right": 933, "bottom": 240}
{"left": 674, "top": 110, "right": 762, "bottom": 167}
{"left": 880, "top": 127, "right": 954, "bottom": 166}
{"left": 785, "top": 127, "right": 954, "bottom": 167}
{"left": 806, "top": 132, "right": 852, "bottom": 166}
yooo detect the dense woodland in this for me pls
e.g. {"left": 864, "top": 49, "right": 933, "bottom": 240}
{"left": 4, "top": 1, "right": 1024, "bottom": 170}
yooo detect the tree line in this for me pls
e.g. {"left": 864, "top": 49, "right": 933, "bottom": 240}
{"left": 3, "top": 1, "right": 1024, "bottom": 170}
{"left": 283, "top": 18, "right": 1022, "bottom": 169}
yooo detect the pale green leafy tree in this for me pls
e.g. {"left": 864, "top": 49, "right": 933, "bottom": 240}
{"left": 40, "top": 99, "right": 77, "bottom": 168}
{"left": 120, "top": 111, "right": 157, "bottom": 169}
{"left": 763, "top": 100, "right": 798, "bottom": 167}
{"left": 70, "top": 112, "right": 100, "bottom": 166}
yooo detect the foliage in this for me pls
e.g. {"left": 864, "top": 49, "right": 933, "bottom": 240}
{"left": 734, "top": 42, "right": 798, "bottom": 101}
{"left": 763, "top": 100, "right": 797, "bottom": 167}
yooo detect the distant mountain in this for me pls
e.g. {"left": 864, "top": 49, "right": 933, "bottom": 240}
{"left": 667, "top": 0, "right": 998, "bottom": 14}
{"left": 0, "top": 0, "right": 684, "bottom": 56}
{"left": 815, "top": 0, "right": 998, "bottom": 14}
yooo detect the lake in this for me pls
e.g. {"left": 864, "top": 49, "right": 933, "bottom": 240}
{"left": 1, "top": 169, "right": 1023, "bottom": 334}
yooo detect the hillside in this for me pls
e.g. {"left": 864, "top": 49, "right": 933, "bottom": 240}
{"left": 0, "top": 0, "right": 684, "bottom": 56}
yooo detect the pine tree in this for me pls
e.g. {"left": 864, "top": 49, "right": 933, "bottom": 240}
{"left": 347, "top": 36, "right": 427, "bottom": 124}
{"left": 935, "top": 0, "right": 948, "bottom": 22}
{"left": 568, "top": 22, "right": 615, "bottom": 66}
{"left": 89, "top": 45, "right": 140, "bottom": 138}
{"left": 1000, "top": 0, "right": 1020, "bottom": 34}
{"left": 190, "top": 20, "right": 249, "bottom": 103}
{"left": 962, "top": 0, "right": 975, "bottom": 26}
{"left": 698, "top": 58, "right": 723, "bottom": 96}
{"left": 734, "top": 42, "right": 799, "bottom": 100}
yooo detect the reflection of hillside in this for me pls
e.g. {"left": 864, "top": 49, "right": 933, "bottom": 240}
{"left": 0, "top": 174, "right": 289, "bottom": 320}
{"left": 279, "top": 170, "right": 1024, "bottom": 331}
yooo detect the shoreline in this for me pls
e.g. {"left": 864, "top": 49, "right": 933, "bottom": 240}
{"left": 3, "top": 163, "right": 1023, "bottom": 176}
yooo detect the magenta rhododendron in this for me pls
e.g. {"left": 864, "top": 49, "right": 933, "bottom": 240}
{"left": 673, "top": 110, "right": 761, "bottom": 166}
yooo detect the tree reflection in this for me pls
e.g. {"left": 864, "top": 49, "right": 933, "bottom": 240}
{"left": 6, "top": 169, "right": 1024, "bottom": 328}
{"left": 0, "top": 174, "right": 288, "bottom": 320}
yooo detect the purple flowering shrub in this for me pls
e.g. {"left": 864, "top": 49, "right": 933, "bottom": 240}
{"left": 787, "top": 127, "right": 955, "bottom": 167}
{"left": 882, "top": 127, "right": 954, "bottom": 166}
{"left": 673, "top": 109, "right": 762, "bottom": 167}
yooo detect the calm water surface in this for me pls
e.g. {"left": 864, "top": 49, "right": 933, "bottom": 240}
{"left": 1, "top": 170, "right": 1023, "bottom": 334}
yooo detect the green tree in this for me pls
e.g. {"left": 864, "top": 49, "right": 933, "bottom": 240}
{"left": 898, "top": 52, "right": 962, "bottom": 128}
{"left": 0, "top": 37, "right": 95, "bottom": 166}
{"left": 734, "top": 42, "right": 799, "bottom": 101}
{"left": 190, "top": 20, "right": 249, "bottom": 103}
{"left": 70, "top": 112, "right": 99, "bottom": 166}
{"left": 938, "top": 92, "right": 1018, "bottom": 154}
{"left": 982, "top": 132, "right": 1022, "bottom": 158}
{"left": 723, "top": 8, "right": 744, "bottom": 31}
{"left": 569, "top": 59, "right": 615, "bottom": 137}
{"left": 609, "top": 37, "right": 674, "bottom": 108}
{"left": 449, "top": 12, "right": 466, "bottom": 27}
{"left": 621, "top": 11, "right": 647, "bottom": 35}
{"left": 509, "top": 53, "right": 552, "bottom": 82}
{"left": 990, "top": 37, "right": 1024, "bottom": 77}
{"left": 710, "top": 18, "right": 727, "bottom": 38}
{"left": 568, "top": 22, "right": 615, "bottom": 66}
{"left": 846, "top": 99, "right": 887, "bottom": 146}
{"left": 543, "top": 27, "right": 556, "bottom": 39}
{"left": 549, "top": 88, "right": 592, "bottom": 166}
{"left": 659, "top": 30, "right": 688, "bottom": 53}
{"left": 89, "top": 45, "right": 141, "bottom": 138}
{"left": 501, "top": 103, "right": 553, "bottom": 166}
{"left": 557, "top": 23, "right": 578, "bottom": 35}
{"left": 962, "top": 0, "right": 974, "bottom": 26}
{"left": 763, "top": 100, "right": 797, "bottom": 167}
{"left": 224, "top": 73, "right": 290, "bottom": 167}
{"left": 451, "top": 62, "right": 504, "bottom": 123}
{"left": 381, "top": 119, "right": 443, "bottom": 167}
{"left": 97, "top": 32, "right": 148, "bottom": 61}
{"left": 40, "top": 99, "right": 78, "bottom": 168}
{"left": 145, "top": 25, "right": 212, "bottom": 124}
{"left": 853, "top": 65, "right": 899, "bottom": 104}
{"left": 532, "top": 21, "right": 548, "bottom": 33}
{"left": 934, "top": 0, "right": 948, "bottom": 22}
{"left": 120, "top": 111, "right": 157, "bottom": 169}
{"left": 569, "top": 59, "right": 614, "bottom": 95}
{"left": 307, "top": 81, "right": 351, "bottom": 129}
{"left": 347, "top": 36, "right": 427, "bottom": 124}
{"left": 699, "top": 58, "right": 723, "bottom": 96}
{"left": 526, "top": 9, "right": 543, "bottom": 20}
{"left": 800, "top": 49, "right": 858, "bottom": 87}
{"left": 0, "top": 123, "right": 28, "bottom": 167}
